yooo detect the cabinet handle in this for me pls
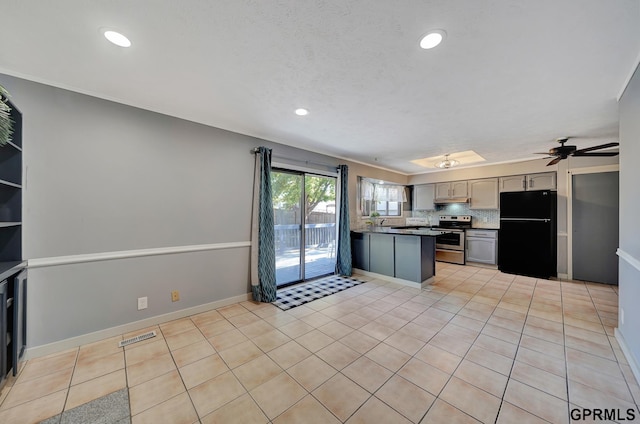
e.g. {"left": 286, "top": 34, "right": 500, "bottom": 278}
{"left": 522, "top": 179, "right": 526, "bottom": 190}
{"left": 530, "top": 179, "right": 534, "bottom": 188}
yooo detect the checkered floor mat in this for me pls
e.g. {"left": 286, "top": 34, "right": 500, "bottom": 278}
{"left": 273, "top": 275, "right": 365, "bottom": 311}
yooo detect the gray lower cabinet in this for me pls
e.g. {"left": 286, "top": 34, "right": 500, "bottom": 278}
{"left": 352, "top": 231, "right": 436, "bottom": 283}
{"left": 369, "top": 234, "right": 395, "bottom": 276}
{"left": 351, "top": 232, "right": 370, "bottom": 271}
{"left": 466, "top": 229, "right": 498, "bottom": 265}
{"left": 395, "top": 235, "right": 434, "bottom": 282}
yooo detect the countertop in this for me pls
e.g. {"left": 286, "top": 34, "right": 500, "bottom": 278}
{"left": 353, "top": 226, "right": 499, "bottom": 234}
{"left": 352, "top": 227, "right": 446, "bottom": 236}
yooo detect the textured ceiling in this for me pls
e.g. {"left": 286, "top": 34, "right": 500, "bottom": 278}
{"left": 1, "top": 0, "right": 639, "bottom": 174}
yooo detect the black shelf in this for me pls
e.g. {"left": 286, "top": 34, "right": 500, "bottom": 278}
{"left": 1, "top": 97, "right": 24, "bottom": 388}
{"left": 0, "top": 99, "right": 22, "bottom": 264}
{"left": 0, "top": 144, "right": 21, "bottom": 184}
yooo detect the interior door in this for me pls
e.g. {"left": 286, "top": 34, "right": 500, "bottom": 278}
{"left": 572, "top": 171, "right": 619, "bottom": 284}
{"left": 272, "top": 170, "right": 337, "bottom": 287}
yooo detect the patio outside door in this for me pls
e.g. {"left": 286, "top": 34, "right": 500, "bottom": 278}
{"left": 272, "top": 170, "right": 337, "bottom": 287}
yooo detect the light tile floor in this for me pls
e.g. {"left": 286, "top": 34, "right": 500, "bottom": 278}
{"left": 1, "top": 263, "right": 639, "bottom": 423}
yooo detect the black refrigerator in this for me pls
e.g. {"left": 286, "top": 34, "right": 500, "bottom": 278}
{"left": 498, "top": 190, "right": 557, "bottom": 278}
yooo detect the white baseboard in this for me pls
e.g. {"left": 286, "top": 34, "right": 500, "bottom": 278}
{"left": 557, "top": 273, "right": 569, "bottom": 280}
{"left": 615, "top": 328, "right": 640, "bottom": 387}
{"left": 25, "top": 292, "right": 252, "bottom": 359}
{"left": 353, "top": 268, "right": 433, "bottom": 289}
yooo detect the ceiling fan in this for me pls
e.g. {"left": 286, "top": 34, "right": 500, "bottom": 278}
{"left": 536, "top": 137, "right": 619, "bottom": 166}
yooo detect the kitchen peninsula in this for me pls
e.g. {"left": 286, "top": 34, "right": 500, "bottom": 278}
{"left": 351, "top": 227, "right": 442, "bottom": 288}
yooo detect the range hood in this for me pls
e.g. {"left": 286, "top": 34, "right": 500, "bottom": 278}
{"left": 434, "top": 198, "right": 469, "bottom": 204}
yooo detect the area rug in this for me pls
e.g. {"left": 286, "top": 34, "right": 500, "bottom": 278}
{"left": 273, "top": 275, "right": 365, "bottom": 311}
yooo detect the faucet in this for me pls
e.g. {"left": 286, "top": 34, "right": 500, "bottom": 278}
{"left": 380, "top": 219, "right": 386, "bottom": 226}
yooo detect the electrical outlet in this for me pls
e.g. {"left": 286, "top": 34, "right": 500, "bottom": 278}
{"left": 483, "top": 217, "right": 488, "bottom": 223}
{"left": 171, "top": 290, "right": 180, "bottom": 302}
{"left": 137, "top": 297, "right": 148, "bottom": 310}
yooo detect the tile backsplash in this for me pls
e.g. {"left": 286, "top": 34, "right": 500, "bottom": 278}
{"left": 351, "top": 204, "right": 499, "bottom": 230}
{"left": 413, "top": 204, "right": 500, "bottom": 228}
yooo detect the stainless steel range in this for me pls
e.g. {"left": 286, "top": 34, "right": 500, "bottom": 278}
{"left": 433, "top": 215, "right": 472, "bottom": 265}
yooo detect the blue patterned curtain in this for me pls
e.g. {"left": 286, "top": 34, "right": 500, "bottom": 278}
{"left": 335, "top": 165, "right": 352, "bottom": 276}
{"left": 250, "top": 147, "right": 277, "bottom": 302}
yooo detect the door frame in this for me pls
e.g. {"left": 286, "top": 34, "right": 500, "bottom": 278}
{"left": 567, "top": 164, "right": 619, "bottom": 280}
{"left": 272, "top": 162, "right": 339, "bottom": 286}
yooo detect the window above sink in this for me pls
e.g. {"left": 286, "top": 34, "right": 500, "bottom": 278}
{"left": 358, "top": 177, "right": 407, "bottom": 218}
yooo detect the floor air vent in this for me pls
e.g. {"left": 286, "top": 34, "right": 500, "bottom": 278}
{"left": 118, "top": 330, "right": 157, "bottom": 348}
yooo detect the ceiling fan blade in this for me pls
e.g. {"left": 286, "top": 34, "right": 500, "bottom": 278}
{"left": 572, "top": 151, "right": 619, "bottom": 157}
{"left": 572, "top": 142, "right": 619, "bottom": 155}
{"left": 547, "top": 157, "right": 562, "bottom": 166}
{"left": 534, "top": 152, "right": 551, "bottom": 155}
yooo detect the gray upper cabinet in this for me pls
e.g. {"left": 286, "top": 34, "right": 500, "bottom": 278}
{"left": 435, "top": 183, "right": 450, "bottom": 200}
{"left": 468, "top": 178, "right": 499, "bottom": 209}
{"left": 499, "top": 175, "right": 526, "bottom": 192}
{"left": 499, "top": 172, "right": 556, "bottom": 192}
{"left": 452, "top": 181, "right": 468, "bottom": 197}
{"left": 435, "top": 181, "right": 468, "bottom": 200}
{"left": 413, "top": 184, "right": 435, "bottom": 210}
{"left": 527, "top": 172, "right": 556, "bottom": 191}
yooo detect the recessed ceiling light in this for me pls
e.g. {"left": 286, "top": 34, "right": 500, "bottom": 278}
{"left": 420, "top": 30, "right": 446, "bottom": 49}
{"left": 295, "top": 108, "right": 309, "bottom": 116}
{"left": 104, "top": 30, "right": 131, "bottom": 47}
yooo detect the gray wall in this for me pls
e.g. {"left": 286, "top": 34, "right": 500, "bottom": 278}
{"left": 21, "top": 87, "right": 254, "bottom": 257}
{"left": 618, "top": 62, "right": 640, "bottom": 375}
{"left": 0, "top": 74, "right": 342, "bottom": 350}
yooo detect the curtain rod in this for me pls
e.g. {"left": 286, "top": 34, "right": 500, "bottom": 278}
{"left": 252, "top": 147, "right": 339, "bottom": 170}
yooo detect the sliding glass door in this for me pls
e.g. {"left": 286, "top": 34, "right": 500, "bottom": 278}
{"left": 272, "top": 170, "right": 337, "bottom": 287}
{"left": 272, "top": 171, "right": 303, "bottom": 286}
{"left": 303, "top": 174, "right": 337, "bottom": 281}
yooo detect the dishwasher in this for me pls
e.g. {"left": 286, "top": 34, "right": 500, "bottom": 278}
{"left": 466, "top": 229, "right": 498, "bottom": 265}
